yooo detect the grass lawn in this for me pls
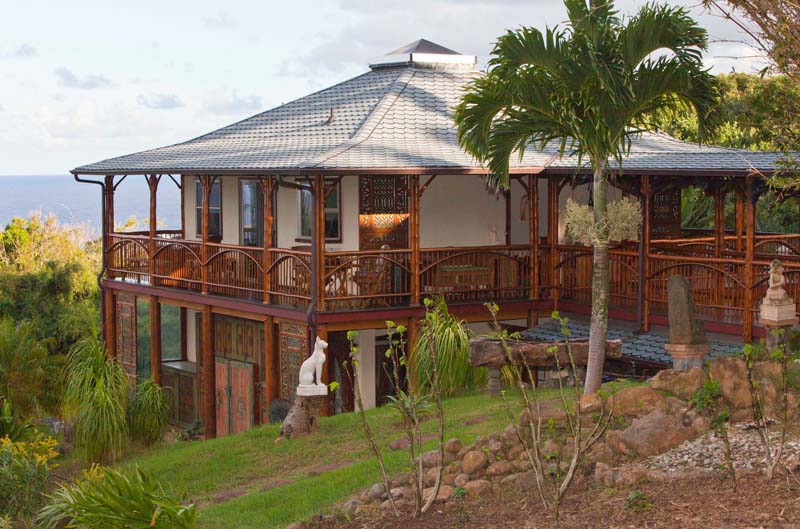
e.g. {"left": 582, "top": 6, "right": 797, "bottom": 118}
{"left": 121, "top": 381, "right": 637, "bottom": 529}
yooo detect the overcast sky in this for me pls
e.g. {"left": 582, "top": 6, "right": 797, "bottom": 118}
{"left": 0, "top": 0, "right": 763, "bottom": 175}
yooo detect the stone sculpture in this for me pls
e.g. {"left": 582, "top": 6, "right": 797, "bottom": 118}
{"left": 664, "top": 275, "right": 710, "bottom": 371}
{"left": 759, "top": 260, "right": 797, "bottom": 349}
{"left": 280, "top": 336, "right": 328, "bottom": 439}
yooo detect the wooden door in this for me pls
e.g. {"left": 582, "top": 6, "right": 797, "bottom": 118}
{"left": 328, "top": 331, "right": 354, "bottom": 414}
{"left": 358, "top": 175, "right": 409, "bottom": 250}
{"left": 229, "top": 361, "right": 255, "bottom": 434}
{"left": 215, "top": 358, "right": 230, "bottom": 437}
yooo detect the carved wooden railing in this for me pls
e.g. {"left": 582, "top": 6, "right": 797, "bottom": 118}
{"left": 323, "top": 249, "right": 412, "bottom": 310}
{"left": 265, "top": 249, "right": 312, "bottom": 307}
{"left": 419, "top": 245, "right": 531, "bottom": 303}
{"left": 552, "top": 245, "right": 639, "bottom": 309}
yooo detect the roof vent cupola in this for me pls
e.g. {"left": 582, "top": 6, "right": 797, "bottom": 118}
{"left": 370, "top": 38, "right": 477, "bottom": 71}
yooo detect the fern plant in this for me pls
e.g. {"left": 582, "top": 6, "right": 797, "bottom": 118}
{"left": 37, "top": 465, "right": 197, "bottom": 529}
{"left": 63, "top": 336, "right": 128, "bottom": 463}
{"left": 128, "top": 378, "right": 170, "bottom": 446}
{"left": 410, "top": 296, "right": 484, "bottom": 396}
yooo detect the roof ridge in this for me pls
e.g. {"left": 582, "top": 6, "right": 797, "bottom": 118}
{"left": 303, "top": 69, "right": 417, "bottom": 168}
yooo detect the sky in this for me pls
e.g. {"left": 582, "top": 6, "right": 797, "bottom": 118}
{"left": 0, "top": 0, "right": 764, "bottom": 175}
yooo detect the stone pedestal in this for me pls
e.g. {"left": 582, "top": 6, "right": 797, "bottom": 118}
{"left": 280, "top": 385, "right": 327, "bottom": 439}
{"left": 486, "top": 366, "right": 502, "bottom": 397}
{"left": 759, "top": 310, "right": 798, "bottom": 351}
{"left": 665, "top": 343, "right": 711, "bottom": 371}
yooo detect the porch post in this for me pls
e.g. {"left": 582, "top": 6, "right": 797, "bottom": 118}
{"left": 714, "top": 186, "right": 726, "bottom": 258}
{"left": 313, "top": 175, "right": 326, "bottom": 312}
{"left": 146, "top": 175, "right": 160, "bottom": 283}
{"left": 410, "top": 175, "right": 421, "bottom": 306}
{"left": 735, "top": 192, "right": 745, "bottom": 253}
{"left": 639, "top": 176, "right": 652, "bottom": 331}
{"left": 202, "top": 305, "right": 216, "bottom": 439}
{"left": 262, "top": 176, "right": 274, "bottom": 304}
{"left": 104, "top": 175, "right": 115, "bottom": 234}
{"left": 743, "top": 175, "right": 756, "bottom": 342}
{"left": 548, "top": 177, "right": 560, "bottom": 309}
{"left": 263, "top": 316, "right": 277, "bottom": 423}
{"left": 149, "top": 296, "right": 162, "bottom": 385}
{"left": 200, "top": 176, "right": 212, "bottom": 295}
{"left": 528, "top": 174, "right": 539, "bottom": 327}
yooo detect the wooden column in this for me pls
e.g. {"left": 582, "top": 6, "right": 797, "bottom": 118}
{"left": 410, "top": 175, "right": 421, "bottom": 305}
{"left": 146, "top": 175, "right": 160, "bottom": 283}
{"left": 104, "top": 175, "right": 115, "bottom": 234}
{"left": 149, "top": 296, "right": 162, "bottom": 385}
{"left": 639, "top": 176, "right": 652, "bottom": 331}
{"left": 504, "top": 189, "right": 512, "bottom": 245}
{"left": 263, "top": 316, "right": 278, "bottom": 421}
{"left": 528, "top": 174, "right": 539, "bottom": 327}
{"left": 318, "top": 324, "right": 330, "bottom": 417}
{"left": 200, "top": 176, "right": 212, "bottom": 295}
{"left": 714, "top": 187, "right": 726, "bottom": 258}
{"left": 179, "top": 307, "right": 187, "bottom": 361}
{"left": 104, "top": 289, "right": 116, "bottom": 358}
{"left": 735, "top": 192, "right": 745, "bottom": 253}
{"left": 743, "top": 175, "right": 756, "bottom": 342}
{"left": 202, "top": 305, "right": 216, "bottom": 439}
{"left": 548, "top": 178, "right": 560, "bottom": 309}
{"left": 261, "top": 177, "right": 274, "bottom": 304}
{"left": 407, "top": 317, "right": 420, "bottom": 393}
{"left": 313, "top": 175, "right": 326, "bottom": 312}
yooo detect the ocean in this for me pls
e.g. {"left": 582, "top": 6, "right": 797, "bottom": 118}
{"left": 0, "top": 175, "right": 181, "bottom": 231}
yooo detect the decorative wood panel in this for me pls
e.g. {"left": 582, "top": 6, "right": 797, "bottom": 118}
{"left": 651, "top": 188, "right": 682, "bottom": 237}
{"left": 116, "top": 294, "right": 137, "bottom": 378}
{"left": 162, "top": 361, "right": 198, "bottom": 428}
{"left": 359, "top": 176, "right": 409, "bottom": 250}
{"left": 213, "top": 315, "right": 262, "bottom": 364}
{"left": 215, "top": 359, "right": 230, "bottom": 437}
{"left": 279, "top": 322, "right": 308, "bottom": 401}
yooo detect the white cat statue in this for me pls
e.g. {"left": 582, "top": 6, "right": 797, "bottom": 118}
{"left": 297, "top": 336, "right": 328, "bottom": 396}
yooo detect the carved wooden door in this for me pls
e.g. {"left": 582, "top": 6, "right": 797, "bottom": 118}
{"left": 229, "top": 361, "right": 255, "bottom": 434}
{"left": 215, "top": 358, "right": 230, "bottom": 437}
{"left": 358, "top": 176, "right": 409, "bottom": 250}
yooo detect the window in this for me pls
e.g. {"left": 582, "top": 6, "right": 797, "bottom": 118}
{"left": 298, "top": 180, "right": 341, "bottom": 242}
{"left": 195, "top": 178, "right": 222, "bottom": 239}
{"left": 240, "top": 180, "right": 264, "bottom": 246}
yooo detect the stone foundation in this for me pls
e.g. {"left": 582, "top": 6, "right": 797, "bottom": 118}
{"left": 665, "top": 342, "right": 710, "bottom": 371}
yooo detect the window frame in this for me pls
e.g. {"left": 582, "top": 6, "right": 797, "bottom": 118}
{"left": 195, "top": 177, "right": 223, "bottom": 239}
{"left": 295, "top": 178, "right": 342, "bottom": 244}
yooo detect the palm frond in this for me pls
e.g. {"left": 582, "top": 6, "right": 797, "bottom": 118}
{"left": 619, "top": 2, "right": 708, "bottom": 67}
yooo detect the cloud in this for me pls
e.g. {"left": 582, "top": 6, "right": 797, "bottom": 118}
{"left": 54, "top": 67, "right": 112, "bottom": 90}
{"left": 137, "top": 93, "right": 184, "bottom": 110}
{"left": 1, "top": 44, "right": 37, "bottom": 59}
{"left": 203, "top": 13, "right": 238, "bottom": 29}
{"left": 203, "top": 90, "right": 262, "bottom": 116}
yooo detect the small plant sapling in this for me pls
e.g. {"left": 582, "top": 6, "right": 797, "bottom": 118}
{"left": 343, "top": 331, "right": 397, "bottom": 516}
{"left": 487, "top": 305, "right": 612, "bottom": 527}
{"left": 690, "top": 376, "right": 735, "bottom": 488}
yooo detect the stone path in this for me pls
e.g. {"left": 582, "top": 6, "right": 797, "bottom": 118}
{"left": 643, "top": 423, "right": 800, "bottom": 472}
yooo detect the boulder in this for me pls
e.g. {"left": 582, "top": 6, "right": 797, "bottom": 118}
{"left": 341, "top": 499, "right": 361, "bottom": 515}
{"left": 650, "top": 367, "right": 705, "bottom": 400}
{"left": 445, "top": 438, "right": 463, "bottom": 454}
{"left": 368, "top": 483, "right": 386, "bottom": 500}
{"left": 461, "top": 450, "right": 489, "bottom": 474}
{"left": 710, "top": 357, "right": 752, "bottom": 410}
{"left": 594, "top": 462, "right": 648, "bottom": 487}
{"left": 389, "top": 486, "right": 413, "bottom": 499}
{"left": 423, "top": 467, "right": 438, "bottom": 487}
{"left": 507, "top": 444, "right": 524, "bottom": 461}
{"left": 486, "top": 460, "right": 516, "bottom": 477}
{"left": 611, "top": 386, "right": 666, "bottom": 417}
{"left": 615, "top": 410, "right": 696, "bottom": 457}
{"left": 580, "top": 392, "right": 603, "bottom": 413}
{"left": 391, "top": 473, "right": 411, "bottom": 488}
{"left": 463, "top": 479, "right": 491, "bottom": 496}
{"left": 664, "top": 396, "right": 689, "bottom": 416}
{"left": 454, "top": 473, "right": 470, "bottom": 488}
{"left": 421, "top": 450, "right": 440, "bottom": 468}
{"left": 390, "top": 437, "right": 411, "bottom": 450}
{"left": 754, "top": 361, "right": 782, "bottom": 386}
{"left": 423, "top": 484, "right": 453, "bottom": 503}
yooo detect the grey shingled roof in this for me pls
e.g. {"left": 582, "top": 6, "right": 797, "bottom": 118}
{"left": 73, "top": 58, "right": 786, "bottom": 175}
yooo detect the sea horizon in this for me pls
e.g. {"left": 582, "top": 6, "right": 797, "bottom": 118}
{"left": 0, "top": 174, "right": 181, "bottom": 231}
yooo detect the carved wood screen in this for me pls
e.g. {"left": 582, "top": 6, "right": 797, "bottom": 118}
{"left": 358, "top": 175, "right": 409, "bottom": 249}
{"left": 116, "top": 293, "right": 137, "bottom": 378}
{"left": 278, "top": 321, "right": 308, "bottom": 402}
{"left": 651, "top": 188, "right": 682, "bottom": 237}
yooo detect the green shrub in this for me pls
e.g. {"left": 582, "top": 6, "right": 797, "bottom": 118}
{"left": 63, "top": 336, "right": 128, "bottom": 463}
{"left": 37, "top": 465, "right": 197, "bottom": 529}
{"left": 0, "top": 435, "right": 59, "bottom": 523}
{"left": 410, "top": 296, "right": 485, "bottom": 395}
{"left": 128, "top": 379, "right": 170, "bottom": 446}
{"left": 0, "top": 400, "right": 40, "bottom": 442}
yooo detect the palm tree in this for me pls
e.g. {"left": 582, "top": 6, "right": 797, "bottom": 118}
{"left": 454, "top": 0, "right": 719, "bottom": 394}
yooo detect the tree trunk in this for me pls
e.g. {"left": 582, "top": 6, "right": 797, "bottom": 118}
{"left": 584, "top": 162, "right": 609, "bottom": 395}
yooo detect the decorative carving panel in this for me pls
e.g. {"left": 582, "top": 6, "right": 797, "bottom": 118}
{"left": 359, "top": 176, "right": 410, "bottom": 249}
{"left": 651, "top": 188, "right": 682, "bottom": 237}
{"left": 279, "top": 321, "right": 308, "bottom": 401}
{"left": 116, "top": 293, "right": 137, "bottom": 378}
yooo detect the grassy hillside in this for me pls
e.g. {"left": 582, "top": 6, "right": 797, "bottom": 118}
{"left": 124, "top": 383, "right": 635, "bottom": 529}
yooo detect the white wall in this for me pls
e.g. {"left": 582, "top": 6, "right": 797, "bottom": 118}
{"left": 354, "top": 329, "right": 377, "bottom": 409}
{"left": 420, "top": 174, "right": 506, "bottom": 247}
